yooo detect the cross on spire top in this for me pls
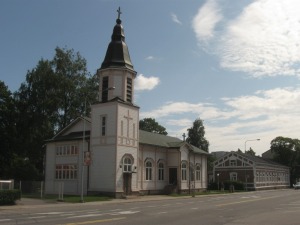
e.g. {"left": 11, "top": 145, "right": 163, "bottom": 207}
{"left": 117, "top": 7, "right": 122, "bottom": 19}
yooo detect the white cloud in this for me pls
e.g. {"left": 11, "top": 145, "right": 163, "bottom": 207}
{"left": 193, "top": 0, "right": 300, "bottom": 77}
{"left": 134, "top": 74, "right": 160, "bottom": 91}
{"left": 171, "top": 13, "right": 182, "bottom": 25}
{"left": 145, "top": 56, "right": 154, "bottom": 60}
{"left": 192, "top": 0, "right": 223, "bottom": 42}
{"left": 140, "top": 87, "right": 300, "bottom": 154}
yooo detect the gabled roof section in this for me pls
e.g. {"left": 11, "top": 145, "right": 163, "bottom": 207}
{"left": 139, "top": 130, "right": 181, "bottom": 147}
{"left": 139, "top": 130, "right": 209, "bottom": 155}
{"left": 100, "top": 13, "right": 134, "bottom": 71}
{"left": 47, "top": 116, "right": 91, "bottom": 142}
{"left": 214, "top": 151, "right": 289, "bottom": 168}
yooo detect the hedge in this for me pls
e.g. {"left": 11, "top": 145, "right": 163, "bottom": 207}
{"left": 208, "top": 180, "right": 245, "bottom": 191}
{"left": 0, "top": 190, "right": 21, "bottom": 205}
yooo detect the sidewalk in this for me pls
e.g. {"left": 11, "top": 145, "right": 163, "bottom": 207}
{"left": 0, "top": 195, "right": 191, "bottom": 210}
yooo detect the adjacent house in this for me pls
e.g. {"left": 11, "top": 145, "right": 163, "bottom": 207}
{"left": 213, "top": 151, "right": 290, "bottom": 190}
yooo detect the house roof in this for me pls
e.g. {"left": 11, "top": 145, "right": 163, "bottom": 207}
{"left": 47, "top": 117, "right": 208, "bottom": 155}
{"left": 139, "top": 130, "right": 209, "bottom": 155}
{"left": 47, "top": 116, "right": 91, "bottom": 142}
{"left": 219, "top": 151, "right": 289, "bottom": 168}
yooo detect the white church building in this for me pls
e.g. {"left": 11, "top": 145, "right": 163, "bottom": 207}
{"left": 44, "top": 11, "right": 208, "bottom": 198}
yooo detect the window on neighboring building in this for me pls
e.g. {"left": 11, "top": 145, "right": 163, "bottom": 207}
{"left": 145, "top": 161, "right": 152, "bottom": 181}
{"left": 101, "top": 76, "right": 109, "bottom": 102}
{"left": 196, "top": 164, "right": 201, "bottom": 180}
{"left": 55, "top": 164, "right": 77, "bottom": 180}
{"left": 181, "top": 162, "right": 187, "bottom": 181}
{"left": 230, "top": 172, "right": 237, "bottom": 181}
{"left": 230, "top": 160, "right": 237, "bottom": 166}
{"left": 158, "top": 162, "right": 164, "bottom": 181}
{"left": 123, "top": 157, "right": 132, "bottom": 172}
{"left": 101, "top": 115, "right": 106, "bottom": 136}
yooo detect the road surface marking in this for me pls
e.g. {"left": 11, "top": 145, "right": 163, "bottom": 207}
{"left": 61, "top": 217, "right": 126, "bottom": 225}
{"left": 0, "top": 219, "right": 11, "bottom": 222}
{"left": 216, "top": 196, "right": 278, "bottom": 207}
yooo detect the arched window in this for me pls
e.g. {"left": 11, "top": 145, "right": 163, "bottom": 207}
{"left": 123, "top": 157, "right": 132, "bottom": 172}
{"left": 158, "top": 162, "right": 164, "bottom": 181}
{"left": 196, "top": 164, "right": 201, "bottom": 180}
{"left": 145, "top": 161, "right": 152, "bottom": 180}
{"left": 181, "top": 162, "right": 187, "bottom": 181}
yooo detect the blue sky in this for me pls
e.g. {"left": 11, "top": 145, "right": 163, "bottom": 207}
{"left": 1, "top": 0, "right": 300, "bottom": 156}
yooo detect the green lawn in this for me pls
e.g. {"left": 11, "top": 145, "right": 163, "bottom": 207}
{"left": 22, "top": 194, "right": 112, "bottom": 203}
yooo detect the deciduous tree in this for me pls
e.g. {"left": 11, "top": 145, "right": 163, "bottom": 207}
{"left": 186, "top": 118, "right": 209, "bottom": 152}
{"left": 139, "top": 118, "right": 168, "bottom": 135}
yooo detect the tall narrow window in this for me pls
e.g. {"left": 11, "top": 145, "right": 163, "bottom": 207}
{"left": 190, "top": 164, "right": 194, "bottom": 181}
{"left": 121, "top": 121, "right": 124, "bottom": 136}
{"left": 158, "top": 162, "right": 164, "bottom": 181}
{"left": 101, "top": 116, "right": 106, "bottom": 136}
{"left": 181, "top": 162, "right": 187, "bottom": 181}
{"left": 123, "top": 157, "right": 132, "bottom": 172}
{"left": 102, "top": 76, "right": 109, "bottom": 102}
{"left": 145, "top": 161, "right": 152, "bottom": 181}
{"left": 196, "top": 165, "right": 201, "bottom": 180}
{"left": 126, "top": 77, "right": 132, "bottom": 102}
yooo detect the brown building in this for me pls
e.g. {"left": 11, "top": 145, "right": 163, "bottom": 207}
{"left": 213, "top": 151, "right": 290, "bottom": 190}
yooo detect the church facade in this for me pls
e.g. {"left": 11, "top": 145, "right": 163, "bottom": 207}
{"left": 44, "top": 12, "right": 208, "bottom": 198}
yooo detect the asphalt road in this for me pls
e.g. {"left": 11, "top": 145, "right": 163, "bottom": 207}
{"left": 0, "top": 189, "right": 300, "bottom": 225}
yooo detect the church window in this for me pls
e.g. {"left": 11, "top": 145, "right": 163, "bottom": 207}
{"left": 101, "top": 115, "right": 106, "bottom": 136}
{"left": 158, "top": 162, "right": 164, "bottom": 181}
{"left": 101, "top": 76, "right": 109, "bottom": 102}
{"left": 196, "top": 164, "right": 201, "bottom": 180}
{"left": 145, "top": 161, "right": 152, "bottom": 181}
{"left": 123, "top": 157, "right": 132, "bottom": 172}
{"left": 56, "top": 145, "right": 78, "bottom": 156}
{"left": 55, "top": 164, "right": 77, "bottom": 180}
{"left": 190, "top": 164, "right": 195, "bottom": 181}
{"left": 121, "top": 121, "right": 124, "bottom": 136}
{"left": 126, "top": 77, "right": 132, "bottom": 102}
{"left": 230, "top": 172, "right": 237, "bottom": 181}
{"left": 181, "top": 162, "right": 187, "bottom": 181}
{"left": 133, "top": 123, "right": 135, "bottom": 139}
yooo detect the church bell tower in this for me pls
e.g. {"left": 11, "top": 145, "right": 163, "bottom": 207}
{"left": 89, "top": 8, "right": 140, "bottom": 197}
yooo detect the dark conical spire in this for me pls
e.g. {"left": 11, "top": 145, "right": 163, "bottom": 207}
{"left": 100, "top": 7, "right": 134, "bottom": 71}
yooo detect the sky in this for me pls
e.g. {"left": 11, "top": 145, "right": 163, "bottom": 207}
{"left": 1, "top": 0, "right": 300, "bottom": 156}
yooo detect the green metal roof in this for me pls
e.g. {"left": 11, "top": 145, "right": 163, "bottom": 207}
{"left": 139, "top": 130, "right": 209, "bottom": 155}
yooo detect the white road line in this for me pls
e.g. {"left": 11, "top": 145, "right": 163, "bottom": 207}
{"left": 68, "top": 214, "right": 103, "bottom": 219}
{"left": 0, "top": 219, "right": 11, "bottom": 222}
{"left": 157, "top": 212, "right": 167, "bottom": 214}
{"left": 28, "top": 216, "right": 46, "bottom": 219}
{"left": 35, "top": 212, "right": 64, "bottom": 215}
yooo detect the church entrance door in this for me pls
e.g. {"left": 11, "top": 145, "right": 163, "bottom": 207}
{"left": 123, "top": 173, "right": 132, "bottom": 195}
{"left": 169, "top": 168, "right": 177, "bottom": 185}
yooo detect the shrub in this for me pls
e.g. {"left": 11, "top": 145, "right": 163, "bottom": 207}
{"left": 223, "top": 180, "right": 244, "bottom": 190}
{"left": 0, "top": 190, "right": 21, "bottom": 205}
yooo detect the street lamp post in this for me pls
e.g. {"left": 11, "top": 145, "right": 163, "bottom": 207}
{"left": 217, "top": 173, "right": 220, "bottom": 190}
{"left": 244, "top": 139, "right": 260, "bottom": 153}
